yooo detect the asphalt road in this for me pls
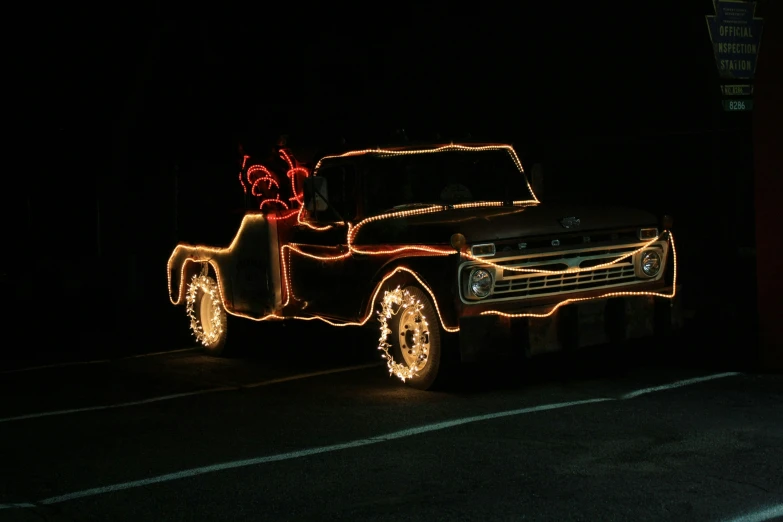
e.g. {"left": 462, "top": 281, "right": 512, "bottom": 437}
{"left": 1, "top": 326, "right": 781, "bottom": 522}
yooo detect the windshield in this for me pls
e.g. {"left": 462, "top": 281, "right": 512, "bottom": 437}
{"left": 361, "top": 149, "right": 535, "bottom": 216}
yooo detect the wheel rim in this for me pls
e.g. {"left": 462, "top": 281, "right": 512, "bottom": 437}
{"left": 199, "top": 290, "right": 215, "bottom": 338}
{"left": 186, "top": 274, "right": 225, "bottom": 348}
{"left": 397, "top": 305, "right": 430, "bottom": 369}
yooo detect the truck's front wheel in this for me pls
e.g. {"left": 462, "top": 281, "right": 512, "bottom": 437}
{"left": 378, "top": 285, "right": 451, "bottom": 390}
{"left": 186, "top": 273, "right": 230, "bottom": 355}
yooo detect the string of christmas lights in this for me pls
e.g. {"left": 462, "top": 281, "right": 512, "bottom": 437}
{"left": 185, "top": 274, "right": 225, "bottom": 347}
{"left": 170, "top": 144, "right": 678, "bottom": 382}
{"left": 240, "top": 150, "right": 311, "bottom": 211}
{"left": 478, "top": 231, "right": 678, "bottom": 318}
{"left": 377, "top": 287, "right": 429, "bottom": 382}
{"left": 247, "top": 165, "right": 289, "bottom": 210}
{"left": 238, "top": 154, "right": 250, "bottom": 193}
{"left": 313, "top": 144, "right": 535, "bottom": 201}
{"left": 462, "top": 234, "right": 667, "bottom": 275}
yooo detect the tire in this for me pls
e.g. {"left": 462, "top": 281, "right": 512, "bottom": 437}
{"left": 378, "top": 285, "right": 451, "bottom": 390}
{"left": 186, "top": 273, "right": 231, "bottom": 356}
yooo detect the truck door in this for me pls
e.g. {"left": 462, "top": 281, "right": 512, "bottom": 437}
{"left": 286, "top": 163, "right": 362, "bottom": 320}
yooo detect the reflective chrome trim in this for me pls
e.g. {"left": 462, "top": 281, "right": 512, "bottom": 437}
{"left": 638, "top": 227, "right": 659, "bottom": 240}
{"left": 470, "top": 243, "right": 496, "bottom": 257}
{"left": 458, "top": 240, "right": 669, "bottom": 304}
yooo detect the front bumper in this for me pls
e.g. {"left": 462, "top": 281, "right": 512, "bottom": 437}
{"left": 458, "top": 284, "right": 682, "bottom": 362}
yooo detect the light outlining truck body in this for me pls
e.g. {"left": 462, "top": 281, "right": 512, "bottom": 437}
{"left": 167, "top": 143, "right": 681, "bottom": 390}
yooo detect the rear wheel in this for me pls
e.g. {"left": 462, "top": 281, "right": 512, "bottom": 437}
{"left": 378, "top": 285, "right": 453, "bottom": 390}
{"left": 186, "top": 273, "right": 230, "bottom": 355}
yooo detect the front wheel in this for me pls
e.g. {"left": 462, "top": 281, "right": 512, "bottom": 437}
{"left": 378, "top": 285, "right": 451, "bottom": 390}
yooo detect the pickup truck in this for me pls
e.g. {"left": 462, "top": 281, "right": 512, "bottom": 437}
{"left": 167, "top": 143, "right": 680, "bottom": 390}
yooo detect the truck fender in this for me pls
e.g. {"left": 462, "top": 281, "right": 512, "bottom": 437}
{"left": 361, "top": 256, "right": 460, "bottom": 333}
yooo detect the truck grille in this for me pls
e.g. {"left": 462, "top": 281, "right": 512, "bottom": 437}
{"left": 461, "top": 242, "right": 666, "bottom": 304}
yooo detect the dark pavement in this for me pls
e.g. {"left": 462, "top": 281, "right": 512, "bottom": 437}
{"left": 1, "top": 327, "right": 781, "bottom": 522}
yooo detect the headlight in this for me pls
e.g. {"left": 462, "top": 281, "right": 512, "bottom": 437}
{"left": 640, "top": 250, "right": 662, "bottom": 277}
{"left": 469, "top": 268, "right": 493, "bottom": 298}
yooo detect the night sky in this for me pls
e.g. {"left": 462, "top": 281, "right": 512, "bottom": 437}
{"left": 118, "top": 2, "right": 721, "bottom": 162}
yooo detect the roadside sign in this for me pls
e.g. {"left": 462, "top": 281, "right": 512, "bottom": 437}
{"left": 720, "top": 84, "right": 753, "bottom": 96}
{"left": 706, "top": 0, "right": 764, "bottom": 80}
{"left": 721, "top": 98, "right": 754, "bottom": 111}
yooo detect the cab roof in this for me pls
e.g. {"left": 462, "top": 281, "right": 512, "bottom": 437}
{"left": 313, "top": 143, "right": 518, "bottom": 171}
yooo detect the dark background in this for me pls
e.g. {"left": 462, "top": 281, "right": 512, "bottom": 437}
{"left": 7, "top": 2, "right": 770, "bottom": 363}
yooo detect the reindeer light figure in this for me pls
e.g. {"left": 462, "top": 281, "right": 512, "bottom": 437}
{"left": 238, "top": 148, "right": 310, "bottom": 211}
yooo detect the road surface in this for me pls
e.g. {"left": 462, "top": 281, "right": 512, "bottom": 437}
{"left": 1, "top": 326, "right": 781, "bottom": 521}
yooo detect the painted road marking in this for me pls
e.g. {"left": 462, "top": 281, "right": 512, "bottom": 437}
{"left": 241, "top": 365, "right": 383, "bottom": 388}
{"left": 620, "top": 372, "right": 741, "bottom": 399}
{"left": 0, "top": 389, "right": 235, "bottom": 424}
{"left": 0, "top": 348, "right": 200, "bottom": 375}
{"left": 722, "top": 504, "right": 783, "bottom": 522}
{"left": 37, "top": 398, "right": 614, "bottom": 506}
{"left": 0, "top": 372, "right": 744, "bottom": 508}
{"left": 0, "top": 363, "right": 382, "bottom": 424}
{"left": 0, "top": 359, "right": 111, "bottom": 374}
{"left": 121, "top": 348, "right": 200, "bottom": 360}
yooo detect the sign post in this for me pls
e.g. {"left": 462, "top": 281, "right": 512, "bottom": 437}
{"left": 707, "top": 0, "right": 764, "bottom": 110}
{"left": 704, "top": 1, "right": 761, "bottom": 366}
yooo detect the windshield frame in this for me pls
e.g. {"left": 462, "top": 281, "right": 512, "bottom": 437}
{"left": 354, "top": 148, "right": 537, "bottom": 218}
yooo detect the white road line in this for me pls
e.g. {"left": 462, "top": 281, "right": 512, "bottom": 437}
{"left": 120, "top": 348, "right": 200, "bottom": 360}
{"left": 0, "top": 371, "right": 743, "bottom": 509}
{"left": 241, "top": 363, "right": 382, "bottom": 388}
{"left": 35, "top": 398, "right": 612, "bottom": 506}
{"left": 0, "top": 359, "right": 111, "bottom": 375}
{"left": 722, "top": 504, "right": 783, "bottom": 522}
{"left": 372, "top": 398, "right": 614, "bottom": 441}
{"left": 0, "top": 503, "right": 36, "bottom": 509}
{"left": 620, "top": 372, "right": 742, "bottom": 399}
{"left": 0, "top": 389, "right": 235, "bottom": 424}
{"left": 0, "top": 363, "right": 382, "bottom": 424}
{"left": 0, "top": 348, "right": 200, "bottom": 375}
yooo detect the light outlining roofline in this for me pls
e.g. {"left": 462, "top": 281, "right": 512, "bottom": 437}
{"left": 296, "top": 144, "right": 539, "bottom": 232}
{"left": 313, "top": 143, "right": 540, "bottom": 204}
{"left": 169, "top": 141, "right": 677, "bottom": 341}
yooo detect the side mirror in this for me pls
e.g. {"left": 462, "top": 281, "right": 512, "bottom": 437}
{"left": 303, "top": 176, "right": 329, "bottom": 212}
{"left": 530, "top": 163, "right": 544, "bottom": 201}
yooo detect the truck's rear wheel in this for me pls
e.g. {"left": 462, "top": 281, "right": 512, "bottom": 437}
{"left": 186, "top": 273, "right": 229, "bottom": 355}
{"left": 378, "top": 285, "right": 448, "bottom": 390}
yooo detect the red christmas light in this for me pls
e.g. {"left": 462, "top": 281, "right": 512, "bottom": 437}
{"left": 238, "top": 149, "right": 310, "bottom": 212}
{"left": 279, "top": 149, "right": 309, "bottom": 205}
{"left": 238, "top": 154, "right": 250, "bottom": 193}
{"left": 245, "top": 165, "right": 287, "bottom": 211}
{"left": 170, "top": 143, "right": 676, "bottom": 381}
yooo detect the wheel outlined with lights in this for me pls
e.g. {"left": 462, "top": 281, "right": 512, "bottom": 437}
{"left": 378, "top": 285, "right": 443, "bottom": 390}
{"left": 186, "top": 273, "right": 229, "bottom": 355}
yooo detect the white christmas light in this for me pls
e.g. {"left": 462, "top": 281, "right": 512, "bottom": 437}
{"left": 377, "top": 287, "right": 430, "bottom": 382}
{"left": 168, "top": 141, "right": 680, "bottom": 379}
{"left": 185, "top": 274, "right": 225, "bottom": 347}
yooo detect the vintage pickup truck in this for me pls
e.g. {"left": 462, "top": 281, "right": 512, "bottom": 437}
{"left": 167, "top": 143, "right": 680, "bottom": 389}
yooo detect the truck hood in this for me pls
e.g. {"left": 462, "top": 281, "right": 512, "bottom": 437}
{"left": 354, "top": 203, "right": 658, "bottom": 245}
